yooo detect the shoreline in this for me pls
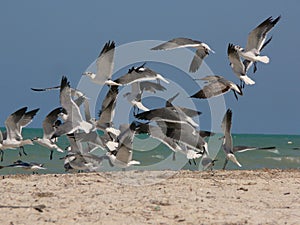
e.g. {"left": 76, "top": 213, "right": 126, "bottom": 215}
{"left": 1, "top": 169, "right": 300, "bottom": 224}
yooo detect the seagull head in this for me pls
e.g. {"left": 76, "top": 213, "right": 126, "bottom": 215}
{"left": 234, "top": 45, "right": 244, "bottom": 52}
{"left": 82, "top": 71, "right": 96, "bottom": 79}
{"left": 201, "top": 43, "right": 215, "bottom": 53}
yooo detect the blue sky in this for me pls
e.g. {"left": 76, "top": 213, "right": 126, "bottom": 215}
{"left": 0, "top": 1, "right": 299, "bottom": 134}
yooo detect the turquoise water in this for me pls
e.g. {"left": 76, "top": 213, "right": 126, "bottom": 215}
{"left": 1, "top": 128, "right": 300, "bottom": 175}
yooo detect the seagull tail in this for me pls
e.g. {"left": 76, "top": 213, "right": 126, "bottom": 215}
{"left": 257, "top": 55, "right": 270, "bottom": 64}
{"left": 240, "top": 75, "right": 255, "bottom": 85}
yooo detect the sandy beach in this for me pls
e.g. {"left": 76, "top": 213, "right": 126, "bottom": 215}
{"left": 0, "top": 169, "right": 300, "bottom": 225}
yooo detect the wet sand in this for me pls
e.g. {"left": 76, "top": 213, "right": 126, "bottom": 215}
{"left": 1, "top": 169, "right": 300, "bottom": 225}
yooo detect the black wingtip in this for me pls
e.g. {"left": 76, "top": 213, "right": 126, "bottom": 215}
{"left": 190, "top": 90, "right": 206, "bottom": 99}
{"left": 272, "top": 15, "right": 281, "bottom": 25}
{"left": 60, "top": 76, "right": 70, "bottom": 90}
{"left": 99, "top": 40, "right": 115, "bottom": 57}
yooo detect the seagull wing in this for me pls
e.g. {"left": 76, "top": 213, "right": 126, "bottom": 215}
{"left": 189, "top": 47, "right": 209, "bottom": 72}
{"left": 94, "top": 41, "right": 115, "bottom": 84}
{"left": 228, "top": 44, "right": 246, "bottom": 76}
{"left": 151, "top": 37, "right": 202, "bottom": 50}
{"left": 221, "top": 109, "right": 233, "bottom": 154}
{"left": 190, "top": 80, "right": 230, "bottom": 99}
{"left": 246, "top": 16, "right": 281, "bottom": 51}
{"left": 43, "top": 107, "right": 63, "bottom": 139}
{"left": 5, "top": 107, "right": 27, "bottom": 141}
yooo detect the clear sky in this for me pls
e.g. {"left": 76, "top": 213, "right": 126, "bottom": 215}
{"left": 0, "top": 1, "right": 299, "bottom": 134}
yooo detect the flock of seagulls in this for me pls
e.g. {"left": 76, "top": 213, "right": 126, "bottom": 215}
{"left": 0, "top": 16, "right": 280, "bottom": 173}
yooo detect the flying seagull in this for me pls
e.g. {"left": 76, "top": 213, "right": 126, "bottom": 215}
{"left": 32, "top": 107, "right": 64, "bottom": 160}
{"left": 105, "top": 63, "right": 169, "bottom": 86}
{"left": 0, "top": 107, "right": 38, "bottom": 161}
{"left": 228, "top": 43, "right": 255, "bottom": 86}
{"left": 190, "top": 75, "right": 243, "bottom": 100}
{"left": 51, "top": 76, "right": 93, "bottom": 139}
{"left": 106, "top": 122, "right": 140, "bottom": 169}
{"left": 135, "top": 106, "right": 198, "bottom": 128}
{"left": 236, "top": 16, "right": 281, "bottom": 71}
{"left": 83, "top": 40, "right": 115, "bottom": 85}
{"left": 123, "top": 81, "right": 166, "bottom": 114}
{"left": 221, "top": 109, "right": 242, "bottom": 169}
{"left": 0, "top": 160, "right": 46, "bottom": 174}
{"left": 96, "top": 85, "right": 119, "bottom": 131}
{"left": 151, "top": 37, "right": 214, "bottom": 73}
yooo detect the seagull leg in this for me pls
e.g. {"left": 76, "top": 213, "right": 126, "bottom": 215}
{"left": 50, "top": 150, "right": 53, "bottom": 160}
{"left": 233, "top": 90, "right": 238, "bottom": 101}
{"left": 172, "top": 152, "right": 176, "bottom": 161}
{"left": 222, "top": 158, "right": 229, "bottom": 170}
{"left": 253, "top": 62, "right": 257, "bottom": 73}
{"left": 193, "top": 158, "right": 197, "bottom": 165}
{"left": 0, "top": 150, "right": 3, "bottom": 162}
{"left": 188, "top": 159, "right": 192, "bottom": 165}
{"left": 21, "top": 146, "right": 27, "bottom": 156}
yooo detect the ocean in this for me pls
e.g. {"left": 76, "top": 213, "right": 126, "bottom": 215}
{"left": 0, "top": 128, "right": 299, "bottom": 175}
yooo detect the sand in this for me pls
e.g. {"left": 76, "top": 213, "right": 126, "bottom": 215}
{"left": 0, "top": 169, "right": 300, "bottom": 225}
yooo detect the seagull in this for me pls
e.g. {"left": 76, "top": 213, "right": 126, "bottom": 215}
{"left": 63, "top": 152, "right": 111, "bottom": 172}
{"left": 151, "top": 37, "right": 214, "bottom": 72}
{"left": 165, "top": 93, "right": 202, "bottom": 118}
{"left": 0, "top": 107, "right": 39, "bottom": 161}
{"left": 105, "top": 63, "right": 169, "bottom": 86}
{"left": 157, "top": 121, "right": 208, "bottom": 158}
{"left": 123, "top": 81, "right": 166, "bottom": 114}
{"left": 221, "top": 109, "right": 242, "bottom": 169}
{"left": 236, "top": 16, "right": 281, "bottom": 71}
{"left": 32, "top": 107, "right": 64, "bottom": 160}
{"left": 96, "top": 85, "right": 119, "bottom": 131}
{"left": 243, "top": 36, "right": 273, "bottom": 74}
{"left": 106, "top": 122, "right": 140, "bottom": 169}
{"left": 201, "top": 153, "right": 217, "bottom": 171}
{"left": 82, "top": 40, "right": 115, "bottom": 85}
{"left": 0, "top": 160, "right": 46, "bottom": 174}
{"left": 135, "top": 106, "right": 198, "bottom": 128}
{"left": 228, "top": 43, "right": 255, "bottom": 86}
{"left": 190, "top": 75, "right": 243, "bottom": 100}
{"left": 51, "top": 76, "right": 93, "bottom": 138}
{"left": 135, "top": 122, "right": 183, "bottom": 153}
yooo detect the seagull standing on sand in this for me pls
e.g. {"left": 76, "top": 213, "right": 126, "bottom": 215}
{"left": 151, "top": 37, "right": 214, "bottom": 73}
{"left": 236, "top": 16, "right": 281, "bottom": 72}
{"left": 221, "top": 109, "right": 242, "bottom": 169}
{"left": 82, "top": 40, "right": 115, "bottom": 85}
{"left": 190, "top": 75, "right": 243, "bottom": 100}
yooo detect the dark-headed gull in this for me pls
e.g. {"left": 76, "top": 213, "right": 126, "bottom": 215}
{"left": 228, "top": 43, "right": 255, "bottom": 86}
{"left": 221, "top": 109, "right": 242, "bottom": 169}
{"left": 32, "top": 107, "right": 64, "bottom": 160}
{"left": 51, "top": 76, "right": 93, "bottom": 138}
{"left": 151, "top": 37, "right": 214, "bottom": 72}
{"left": 236, "top": 16, "right": 281, "bottom": 72}
{"left": 105, "top": 63, "right": 169, "bottom": 86}
{"left": 83, "top": 40, "right": 115, "bottom": 85}
{"left": 190, "top": 75, "right": 243, "bottom": 100}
